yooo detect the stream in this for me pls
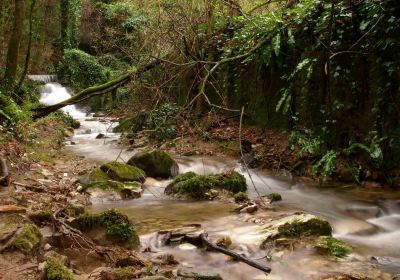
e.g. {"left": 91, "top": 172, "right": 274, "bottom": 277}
{"left": 39, "top": 80, "right": 400, "bottom": 279}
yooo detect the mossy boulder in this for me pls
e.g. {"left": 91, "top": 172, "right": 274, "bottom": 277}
{"left": 100, "top": 161, "right": 145, "bottom": 182}
{"left": 113, "top": 112, "right": 147, "bottom": 133}
{"left": 127, "top": 149, "right": 178, "bottom": 178}
{"left": 177, "top": 268, "right": 223, "bottom": 280}
{"left": 267, "top": 193, "right": 282, "bottom": 202}
{"left": 234, "top": 192, "right": 249, "bottom": 203}
{"left": 28, "top": 210, "right": 52, "bottom": 225}
{"left": 44, "top": 257, "right": 74, "bottom": 280}
{"left": 10, "top": 224, "right": 42, "bottom": 252}
{"left": 74, "top": 209, "right": 139, "bottom": 248}
{"left": 315, "top": 236, "right": 351, "bottom": 258}
{"left": 261, "top": 213, "right": 332, "bottom": 247}
{"left": 81, "top": 165, "right": 143, "bottom": 199}
{"left": 165, "top": 170, "right": 247, "bottom": 199}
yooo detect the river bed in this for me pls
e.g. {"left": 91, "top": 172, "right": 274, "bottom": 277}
{"left": 41, "top": 81, "right": 400, "bottom": 278}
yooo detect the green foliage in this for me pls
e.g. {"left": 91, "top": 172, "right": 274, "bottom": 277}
{"left": 146, "top": 103, "right": 180, "bottom": 141}
{"left": 346, "top": 132, "right": 384, "bottom": 167}
{"left": 57, "top": 49, "right": 110, "bottom": 90}
{"left": 103, "top": 1, "right": 148, "bottom": 32}
{"left": 289, "top": 129, "right": 323, "bottom": 158}
{"left": 51, "top": 111, "right": 80, "bottom": 129}
{"left": 75, "top": 209, "right": 139, "bottom": 246}
{"left": 312, "top": 150, "right": 337, "bottom": 183}
{"left": 316, "top": 236, "right": 351, "bottom": 258}
{"left": 267, "top": 193, "right": 282, "bottom": 202}
{"left": 44, "top": 257, "right": 74, "bottom": 280}
{"left": 234, "top": 192, "right": 249, "bottom": 203}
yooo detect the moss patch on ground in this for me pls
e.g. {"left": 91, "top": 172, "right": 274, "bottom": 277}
{"left": 10, "top": 224, "right": 42, "bottom": 251}
{"left": 166, "top": 170, "right": 247, "bottom": 199}
{"left": 44, "top": 257, "right": 74, "bottom": 280}
{"left": 74, "top": 209, "right": 139, "bottom": 247}
{"left": 315, "top": 236, "right": 351, "bottom": 258}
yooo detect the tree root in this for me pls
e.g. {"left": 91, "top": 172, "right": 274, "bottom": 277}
{"left": 0, "top": 158, "right": 9, "bottom": 187}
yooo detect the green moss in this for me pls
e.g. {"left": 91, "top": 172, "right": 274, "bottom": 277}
{"left": 100, "top": 161, "right": 145, "bottom": 182}
{"left": 44, "top": 257, "right": 74, "bottom": 280}
{"left": 75, "top": 209, "right": 139, "bottom": 247}
{"left": 277, "top": 217, "right": 332, "bottom": 238}
{"left": 11, "top": 224, "right": 41, "bottom": 251}
{"left": 168, "top": 171, "right": 247, "bottom": 199}
{"left": 28, "top": 210, "right": 52, "bottom": 225}
{"left": 234, "top": 192, "right": 249, "bottom": 203}
{"left": 127, "top": 149, "right": 177, "bottom": 178}
{"left": 114, "top": 266, "right": 135, "bottom": 280}
{"left": 315, "top": 236, "right": 351, "bottom": 258}
{"left": 267, "top": 193, "right": 282, "bottom": 202}
{"left": 88, "top": 167, "right": 110, "bottom": 182}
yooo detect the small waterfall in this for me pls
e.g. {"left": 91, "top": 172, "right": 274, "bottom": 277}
{"left": 28, "top": 74, "right": 58, "bottom": 83}
{"left": 39, "top": 83, "right": 86, "bottom": 119}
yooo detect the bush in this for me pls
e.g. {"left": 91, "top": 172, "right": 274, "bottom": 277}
{"left": 57, "top": 49, "right": 110, "bottom": 90}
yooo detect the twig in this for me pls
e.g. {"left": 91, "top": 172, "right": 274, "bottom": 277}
{"left": 200, "top": 232, "right": 271, "bottom": 273}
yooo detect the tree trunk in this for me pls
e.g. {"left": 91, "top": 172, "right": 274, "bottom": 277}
{"left": 4, "top": 0, "right": 25, "bottom": 87}
{"left": 18, "top": 0, "right": 37, "bottom": 89}
{"left": 60, "top": 0, "right": 70, "bottom": 50}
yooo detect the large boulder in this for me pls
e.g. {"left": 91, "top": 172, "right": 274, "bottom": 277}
{"left": 127, "top": 149, "right": 178, "bottom": 178}
{"left": 8, "top": 223, "right": 42, "bottom": 252}
{"left": 100, "top": 161, "right": 145, "bottom": 182}
{"left": 165, "top": 171, "right": 247, "bottom": 199}
{"left": 261, "top": 213, "right": 332, "bottom": 247}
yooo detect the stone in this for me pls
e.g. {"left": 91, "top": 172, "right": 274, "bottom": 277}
{"left": 100, "top": 161, "right": 145, "bottom": 182}
{"left": 128, "top": 149, "right": 179, "bottom": 178}
{"left": 138, "top": 276, "right": 170, "bottom": 280}
{"left": 177, "top": 268, "right": 223, "bottom": 280}
{"left": 261, "top": 213, "right": 332, "bottom": 246}
{"left": 9, "top": 224, "right": 42, "bottom": 252}
{"left": 44, "top": 251, "right": 70, "bottom": 266}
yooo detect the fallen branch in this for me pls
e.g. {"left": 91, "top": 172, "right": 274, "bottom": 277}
{"left": 200, "top": 232, "right": 271, "bottom": 273}
{"left": 32, "top": 59, "right": 163, "bottom": 118}
{"left": 0, "top": 158, "right": 9, "bottom": 187}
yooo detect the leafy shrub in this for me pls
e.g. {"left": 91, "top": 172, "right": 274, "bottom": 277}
{"left": 44, "top": 257, "right": 74, "bottom": 280}
{"left": 57, "top": 49, "right": 110, "bottom": 90}
{"left": 289, "top": 129, "right": 323, "bottom": 158}
{"left": 312, "top": 150, "right": 337, "bottom": 183}
{"left": 146, "top": 103, "right": 180, "bottom": 141}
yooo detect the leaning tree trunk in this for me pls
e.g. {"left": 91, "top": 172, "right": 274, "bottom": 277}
{"left": 4, "top": 0, "right": 25, "bottom": 87}
{"left": 32, "top": 60, "right": 163, "bottom": 119}
{"left": 60, "top": 0, "right": 70, "bottom": 50}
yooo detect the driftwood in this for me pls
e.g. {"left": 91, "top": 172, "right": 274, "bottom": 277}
{"left": 200, "top": 232, "right": 271, "bottom": 273}
{"left": 32, "top": 59, "right": 163, "bottom": 118}
{"left": 0, "top": 158, "right": 9, "bottom": 187}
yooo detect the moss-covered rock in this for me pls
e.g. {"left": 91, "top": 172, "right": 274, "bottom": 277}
{"left": 10, "top": 224, "right": 42, "bottom": 251}
{"left": 44, "top": 257, "right": 74, "bottom": 280}
{"left": 28, "top": 210, "right": 52, "bottom": 225}
{"left": 114, "top": 266, "right": 136, "bottom": 280}
{"left": 100, "top": 161, "right": 145, "bottom": 182}
{"left": 74, "top": 209, "right": 139, "bottom": 247}
{"left": 127, "top": 149, "right": 178, "bottom": 178}
{"left": 315, "top": 236, "right": 351, "bottom": 258}
{"left": 234, "top": 192, "right": 249, "bottom": 203}
{"left": 267, "top": 193, "right": 282, "bottom": 202}
{"left": 165, "top": 170, "right": 247, "bottom": 199}
{"left": 261, "top": 213, "right": 332, "bottom": 246}
{"left": 82, "top": 166, "right": 143, "bottom": 199}
{"left": 113, "top": 112, "right": 147, "bottom": 133}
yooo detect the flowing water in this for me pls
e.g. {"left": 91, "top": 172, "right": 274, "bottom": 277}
{"left": 40, "top": 82, "right": 400, "bottom": 279}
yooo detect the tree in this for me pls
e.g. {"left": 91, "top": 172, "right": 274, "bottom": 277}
{"left": 4, "top": 0, "right": 25, "bottom": 87}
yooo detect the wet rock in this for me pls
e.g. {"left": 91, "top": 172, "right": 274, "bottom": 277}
{"left": 240, "top": 203, "right": 258, "bottom": 214}
{"left": 128, "top": 149, "right": 178, "bottom": 178}
{"left": 344, "top": 205, "right": 382, "bottom": 219}
{"left": 261, "top": 213, "right": 332, "bottom": 247}
{"left": 234, "top": 192, "right": 249, "bottom": 203}
{"left": 100, "top": 161, "right": 145, "bottom": 182}
{"left": 40, "top": 226, "right": 62, "bottom": 247}
{"left": 165, "top": 171, "right": 247, "bottom": 199}
{"left": 216, "top": 236, "right": 232, "bottom": 248}
{"left": 138, "top": 276, "right": 170, "bottom": 280}
{"left": 96, "top": 133, "right": 106, "bottom": 139}
{"left": 267, "top": 193, "right": 282, "bottom": 202}
{"left": 177, "top": 268, "right": 223, "bottom": 280}
{"left": 87, "top": 266, "right": 114, "bottom": 280}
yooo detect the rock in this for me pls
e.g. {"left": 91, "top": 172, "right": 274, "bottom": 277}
{"left": 44, "top": 243, "right": 52, "bottom": 251}
{"left": 216, "top": 236, "right": 232, "bottom": 248}
{"left": 88, "top": 267, "right": 113, "bottom": 280}
{"left": 261, "top": 213, "right": 332, "bottom": 247}
{"left": 138, "top": 276, "right": 170, "bottom": 280}
{"left": 240, "top": 204, "right": 258, "bottom": 214}
{"left": 177, "top": 268, "right": 223, "bottom": 280}
{"left": 44, "top": 251, "right": 70, "bottom": 266}
{"left": 127, "top": 149, "right": 178, "bottom": 178}
{"left": 40, "top": 226, "right": 62, "bottom": 247}
{"left": 266, "top": 193, "right": 282, "bottom": 202}
{"left": 100, "top": 161, "right": 145, "bottom": 182}
{"left": 95, "top": 133, "right": 106, "bottom": 139}
{"left": 166, "top": 171, "right": 247, "bottom": 199}
{"left": 234, "top": 192, "right": 249, "bottom": 203}
{"left": 178, "top": 243, "right": 197, "bottom": 250}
